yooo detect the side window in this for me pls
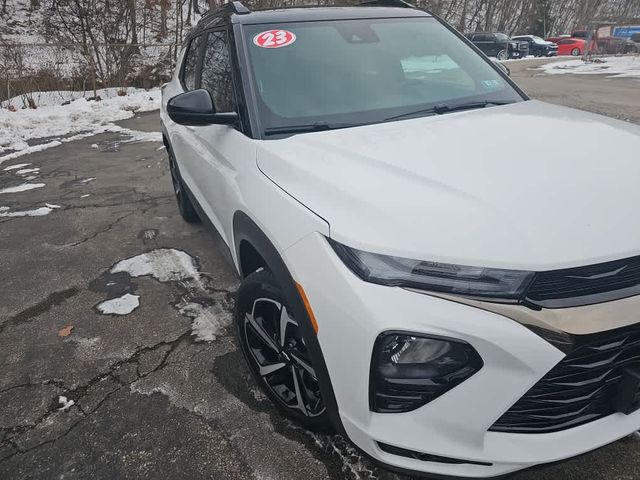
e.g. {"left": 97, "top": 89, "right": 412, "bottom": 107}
{"left": 182, "top": 35, "right": 203, "bottom": 91}
{"left": 474, "top": 34, "right": 493, "bottom": 42}
{"left": 201, "top": 31, "right": 235, "bottom": 113}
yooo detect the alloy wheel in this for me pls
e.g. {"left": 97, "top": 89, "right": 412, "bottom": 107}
{"left": 243, "top": 298, "right": 325, "bottom": 417}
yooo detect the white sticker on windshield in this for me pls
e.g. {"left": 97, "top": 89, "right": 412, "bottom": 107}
{"left": 482, "top": 79, "right": 502, "bottom": 90}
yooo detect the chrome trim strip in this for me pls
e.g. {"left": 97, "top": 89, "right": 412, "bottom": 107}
{"left": 408, "top": 289, "right": 640, "bottom": 335}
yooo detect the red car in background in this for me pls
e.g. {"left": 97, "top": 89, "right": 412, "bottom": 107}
{"left": 556, "top": 37, "right": 586, "bottom": 56}
{"left": 546, "top": 36, "right": 570, "bottom": 44}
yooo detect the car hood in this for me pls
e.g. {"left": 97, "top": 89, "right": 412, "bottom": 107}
{"left": 256, "top": 100, "right": 640, "bottom": 271}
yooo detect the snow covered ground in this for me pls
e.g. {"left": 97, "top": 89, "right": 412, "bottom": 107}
{"left": 539, "top": 55, "right": 640, "bottom": 78}
{"left": 0, "top": 88, "right": 161, "bottom": 160}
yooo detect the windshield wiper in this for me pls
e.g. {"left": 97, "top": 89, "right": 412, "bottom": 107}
{"left": 384, "top": 100, "right": 514, "bottom": 123}
{"left": 264, "top": 122, "right": 356, "bottom": 136}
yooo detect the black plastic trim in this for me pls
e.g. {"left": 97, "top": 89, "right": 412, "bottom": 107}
{"left": 378, "top": 442, "right": 493, "bottom": 467}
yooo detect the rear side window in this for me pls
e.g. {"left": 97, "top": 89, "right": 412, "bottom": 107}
{"left": 182, "top": 35, "right": 203, "bottom": 90}
{"left": 473, "top": 34, "right": 493, "bottom": 42}
{"left": 201, "top": 31, "right": 235, "bottom": 113}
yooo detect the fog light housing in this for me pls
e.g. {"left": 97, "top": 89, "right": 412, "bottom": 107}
{"left": 370, "top": 332, "right": 483, "bottom": 413}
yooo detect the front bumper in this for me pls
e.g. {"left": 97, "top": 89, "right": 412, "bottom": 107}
{"left": 284, "top": 233, "right": 640, "bottom": 478}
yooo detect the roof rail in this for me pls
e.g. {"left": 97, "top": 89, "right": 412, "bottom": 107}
{"left": 230, "top": 1, "right": 251, "bottom": 14}
{"left": 205, "top": 1, "right": 251, "bottom": 16}
{"left": 358, "top": 0, "right": 415, "bottom": 8}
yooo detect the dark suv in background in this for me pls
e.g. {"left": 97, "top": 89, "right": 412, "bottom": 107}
{"left": 512, "top": 35, "right": 558, "bottom": 57}
{"left": 466, "top": 32, "right": 528, "bottom": 59}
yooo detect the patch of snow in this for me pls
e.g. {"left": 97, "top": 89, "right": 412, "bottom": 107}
{"left": 57, "top": 396, "right": 75, "bottom": 411}
{"left": 91, "top": 144, "right": 99, "bottom": 149}
{"left": 81, "top": 194, "right": 91, "bottom": 198}
{"left": 539, "top": 55, "right": 640, "bottom": 78}
{"left": 79, "top": 177, "right": 96, "bottom": 184}
{"left": 0, "top": 89, "right": 161, "bottom": 158}
{"left": 179, "top": 301, "right": 232, "bottom": 342}
{"left": 0, "top": 141, "right": 62, "bottom": 164}
{"left": 3, "top": 163, "right": 31, "bottom": 171}
{"left": 111, "top": 249, "right": 200, "bottom": 283}
{"left": 0, "top": 183, "right": 46, "bottom": 194}
{"left": 96, "top": 293, "right": 140, "bottom": 315}
{"left": 121, "top": 130, "right": 163, "bottom": 143}
{"left": 45, "top": 203, "right": 61, "bottom": 209}
{"left": 15, "top": 168, "right": 40, "bottom": 175}
{"left": 0, "top": 205, "right": 56, "bottom": 217}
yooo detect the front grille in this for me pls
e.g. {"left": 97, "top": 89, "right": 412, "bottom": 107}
{"left": 525, "top": 255, "right": 640, "bottom": 308}
{"left": 491, "top": 324, "right": 640, "bottom": 433}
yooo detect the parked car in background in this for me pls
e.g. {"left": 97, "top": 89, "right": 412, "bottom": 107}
{"left": 597, "top": 36, "right": 632, "bottom": 54}
{"left": 466, "top": 32, "right": 528, "bottom": 60}
{"left": 546, "top": 35, "right": 570, "bottom": 43}
{"left": 557, "top": 37, "right": 586, "bottom": 56}
{"left": 512, "top": 35, "right": 558, "bottom": 56}
{"left": 625, "top": 33, "right": 640, "bottom": 53}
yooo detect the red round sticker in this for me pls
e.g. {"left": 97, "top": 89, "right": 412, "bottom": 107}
{"left": 253, "top": 30, "right": 296, "bottom": 49}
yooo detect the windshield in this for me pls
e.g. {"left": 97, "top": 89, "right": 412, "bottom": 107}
{"left": 532, "top": 36, "right": 547, "bottom": 44}
{"left": 244, "top": 18, "right": 523, "bottom": 135}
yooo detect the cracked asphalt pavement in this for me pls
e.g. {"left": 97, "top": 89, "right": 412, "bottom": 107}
{"left": 2, "top": 63, "right": 640, "bottom": 480}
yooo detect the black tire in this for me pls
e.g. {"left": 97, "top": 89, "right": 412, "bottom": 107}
{"left": 234, "top": 270, "right": 331, "bottom": 431}
{"left": 571, "top": 47, "right": 581, "bottom": 56}
{"left": 168, "top": 148, "right": 199, "bottom": 223}
{"left": 496, "top": 49, "right": 507, "bottom": 61}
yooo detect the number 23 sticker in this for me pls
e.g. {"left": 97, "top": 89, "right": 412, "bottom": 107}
{"left": 253, "top": 30, "right": 296, "bottom": 49}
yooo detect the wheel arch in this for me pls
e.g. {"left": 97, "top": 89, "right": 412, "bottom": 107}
{"left": 232, "top": 210, "right": 345, "bottom": 434}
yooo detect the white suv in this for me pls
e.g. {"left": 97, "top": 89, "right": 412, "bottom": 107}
{"left": 160, "top": 2, "right": 640, "bottom": 477}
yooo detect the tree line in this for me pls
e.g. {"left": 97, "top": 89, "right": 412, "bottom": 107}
{"left": 0, "top": 0, "right": 639, "bottom": 103}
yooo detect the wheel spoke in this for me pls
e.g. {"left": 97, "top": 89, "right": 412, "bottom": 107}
{"left": 259, "top": 362, "right": 286, "bottom": 376}
{"left": 290, "top": 352, "right": 316, "bottom": 379}
{"left": 279, "top": 306, "right": 297, "bottom": 347}
{"left": 245, "top": 313, "right": 279, "bottom": 353}
{"left": 291, "top": 366, "right": 308, "bottom": 415}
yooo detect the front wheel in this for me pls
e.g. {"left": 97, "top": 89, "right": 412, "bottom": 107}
{"left": 496, "top": 49, "right": 507, "bottom": 61}
{"left": 234, "top": 270, "right": 331, "bottom": 431}
{"left": 571, "top": 47, "right": 581, "bottom": 56}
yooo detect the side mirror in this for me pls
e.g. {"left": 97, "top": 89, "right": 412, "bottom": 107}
{"left": 167, "top": 89, "right": 238, "bottom": 126}
{"left": 491, "top": 58, "right": 511, "bottom": 76}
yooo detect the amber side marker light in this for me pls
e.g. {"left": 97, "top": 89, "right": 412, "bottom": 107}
{"left": 295, "top": 282, "right": 319, "bottom": 334}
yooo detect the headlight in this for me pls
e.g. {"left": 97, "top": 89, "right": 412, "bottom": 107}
{"left": 370, "top": 332, "right": 483, "bottom": 413}
{"left": 328, "top": 239, "right": 533, "bottom": 301}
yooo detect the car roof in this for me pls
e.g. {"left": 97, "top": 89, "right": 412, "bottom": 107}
{"left": 231, "top": 6, "right": 431, "bottom": 24}
{"left": 190, "top": 4, "right": 431, "bottom": 35}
